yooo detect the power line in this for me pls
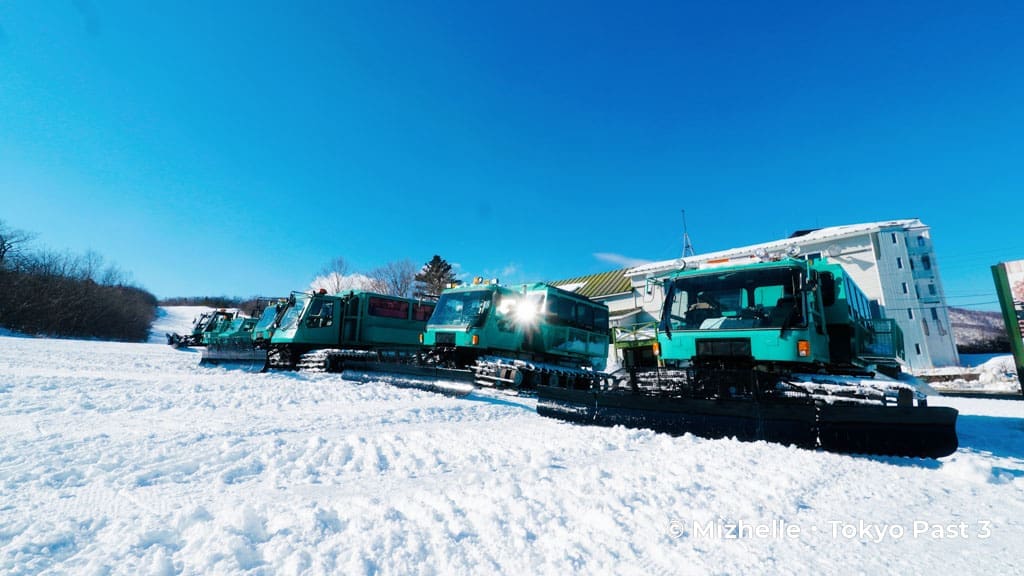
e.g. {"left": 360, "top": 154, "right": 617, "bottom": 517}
{"left": 945, "top": 300, "right": 1001, "bottom": 308}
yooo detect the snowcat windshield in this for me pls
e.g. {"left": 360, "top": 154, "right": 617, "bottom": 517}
{"left": 661, "top": 266, "right": 806, "bottom": 331}
{"left": 428, "top": 290, "right": 494, "bottom": 328}
{"left": 254, "top": 305, "right": 281, "bottom": 332}
{"left": 277, "top": 296, "right": 308, "bottom": 331}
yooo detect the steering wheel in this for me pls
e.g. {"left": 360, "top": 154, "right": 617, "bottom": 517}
{"left": 740, "top": 306, "right": 765, "bottom": 320}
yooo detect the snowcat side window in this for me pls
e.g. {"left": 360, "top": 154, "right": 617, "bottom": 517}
{"left": 594, "top": 307, "right": 609, "bottom": 333}
{"left": 304, "top": 299, "right": 322, "bottom": 327}
{"left": 820, "top": 272, "right": 836, "bottom": 307}
{"left": 319, "top": 302, "right": 334, "bottom": 327}
{"left": 413, "top": 303, "right": 435, "bottom": 322}
{"left": 512, "top": 292, "right": 545, "bottom": 327}
{"left": 577, "top": 303, "right": 595, "bottom": 330}
{"left": 497, "top": 292, "right": 516, "bottom": 316}
{"left": 557, "top": 297, "right": 573, "bottom": 324}
{"left": 304, "top": 298, "right": 334, "bottom": 328}
{"left": 660, "top": 281, "right": 690, "bottom": 331}
{"left": 368, "top": 297, "right": 410, "bottom": 319}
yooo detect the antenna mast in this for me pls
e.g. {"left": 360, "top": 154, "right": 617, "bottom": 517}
{"left": 681, "top": 209, "right": 696, "bottom": 257}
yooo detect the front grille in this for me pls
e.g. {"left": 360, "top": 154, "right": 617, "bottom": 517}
{"left": 696, "top": 338, "right": 751, "bottom": 358}
{"left": 434, "top": 332, "right": 455, "bottom": 346}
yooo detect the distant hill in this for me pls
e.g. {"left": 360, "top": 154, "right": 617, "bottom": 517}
{"left": 949, "top": 307, "right": 1010, "bottom": 354}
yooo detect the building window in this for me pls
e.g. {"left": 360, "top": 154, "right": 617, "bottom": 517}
{"left": 897, "top": 257, "right": 903, "bottom": 269}
{"left": 909, "top": 258, "right": 915, "bottom": 270}
{"left": 922, "top": 255, "right": 931, "bottom": 270}
{"left": 917, "top": 236, "right": 926, "bottom": 247}
{"left": 908, "top": 308, "right": 914, "bottom": 320}
{"left": 922, "top": 319, "right": 930, "bottom": 336}
{"left": 931, "top": 307, "right": 939, "bottom": 320}
{"left": 928, "top": 284, "right": 936, "bottom": 295}
{"left": 901, "top": 282, "right": 909, "bottom": 294}
{"left": 891, "top": 233, "right": 898, "bottom": 244}
{"left": 915, "top": 343, "right": 922, "bottom": 355}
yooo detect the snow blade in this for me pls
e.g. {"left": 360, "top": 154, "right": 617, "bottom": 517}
{"left": 536, "top": 380, "right": 960, "bottom": 459}
{"left": 537, "top": 386, "right": 819, "bottom": 449}
{"left": 198, "top": 345, "right": 268, "bottom": 372}
{"left": 341, "top": 361, "right": 477, "bottom": 397}
{"left": 817, "top": 404, "right": 959, "bottom": 458}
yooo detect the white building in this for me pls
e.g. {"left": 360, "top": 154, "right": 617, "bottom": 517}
{"left": 553, "top": 219, "right": 959, "bottom": 371}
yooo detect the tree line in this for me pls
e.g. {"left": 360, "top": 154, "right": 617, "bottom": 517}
{"left": 313, "top": 254, "right": 460, "bottom": 300}
{"left": 156, "top": 255, "right": 461, "bottom": 326}
{"left": 0, "top": 220, "right": 157, "bottom": 341}
{"left": 0, "top": 215, "right": 463, "bottom": 341}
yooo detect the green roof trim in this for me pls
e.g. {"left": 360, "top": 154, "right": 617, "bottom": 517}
{"left": 550, "top": 269, "right": 633, "bottom": 299}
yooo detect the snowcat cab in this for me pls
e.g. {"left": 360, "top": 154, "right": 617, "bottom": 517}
{"left": 422, "top": 280, "right": 609, "bottom": 387}
{"left": 266, "top": 290, "right": 435, "bottom": 370}
{"left": 167, "top": 309, "right": 237, "bottom": 348}
{"left": 655, "top": 258, "right": 904, "bottom": 378}
{"left": 536, "top": 257, "right": 958, "bottom": 459}
{"left": 251, "top": 298, "right": 291, "bottom": 350}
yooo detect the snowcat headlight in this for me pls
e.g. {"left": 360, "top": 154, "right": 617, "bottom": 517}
{"left": 419, "top": 333, "right": 424, "bottom": 344}
{"left": 652, "top": 342, "right": 661, "bottom": 356}
{"left": 798, "top": 340, "right": 810, "bottom": 357}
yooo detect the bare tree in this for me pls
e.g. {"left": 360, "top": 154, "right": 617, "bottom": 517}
{"left": 99, "top": 263, "right": 128, "bottom": 286}
{"left": 310, "top": 256, "right": 379, "bottom": 294}
{"left": 370, "top": 259, "right": 418, "bottom": 298}
{"left": 315, "top": 257, "right": 351, "bottom": 293}
{"left": 0, "top": 220, "right": 35, "bottom": 267}
{"left": 77, "top": 250, "right": 105, "bottom": 282}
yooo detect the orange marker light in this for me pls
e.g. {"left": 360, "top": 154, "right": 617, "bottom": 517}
{"left": 798, "top": 340, "right": 811, "bottom": 357}
{"left": 471, "top": 334, "right": 479, "bottom": 346}
{"left": 652, "top": 342, "right": 661, "bottom": 356}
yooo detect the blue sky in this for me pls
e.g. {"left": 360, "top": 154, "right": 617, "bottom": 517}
{"left": 1, "top": 1, "right": 1021, "bottom": 310}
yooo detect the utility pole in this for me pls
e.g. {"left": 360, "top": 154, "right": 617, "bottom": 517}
{"left": 681, "top": 210, "right": 696, "bottom": 257}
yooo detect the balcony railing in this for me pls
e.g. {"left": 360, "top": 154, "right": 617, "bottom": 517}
{"left": 612, "top": 322, "right": 659, "bottom": 348}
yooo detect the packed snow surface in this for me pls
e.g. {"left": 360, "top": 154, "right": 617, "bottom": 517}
{"left": 2, "top": 334, "right": 1023, "bottom": 574}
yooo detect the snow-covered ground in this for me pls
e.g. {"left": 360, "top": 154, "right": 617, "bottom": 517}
{"left": 0, "top": 317, "right": 1022, "bottom": 574}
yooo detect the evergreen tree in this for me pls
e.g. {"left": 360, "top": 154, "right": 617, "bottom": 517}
{"left": 414, "top": 255, "right": 459, "bottom": 299}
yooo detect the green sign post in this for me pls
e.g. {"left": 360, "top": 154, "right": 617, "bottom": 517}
{"left": 991, "top": 260, "right": 1024, "bottom": 396}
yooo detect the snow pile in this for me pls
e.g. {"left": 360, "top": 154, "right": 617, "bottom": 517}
{"left": 147, "top": 306, "right": 215, "bottom": 344}
{"left": 922, "top": 354, "right": 1021, "bottom": 394}
{"left": 1, "top": 335, "right": 1022, "bottom": 574}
